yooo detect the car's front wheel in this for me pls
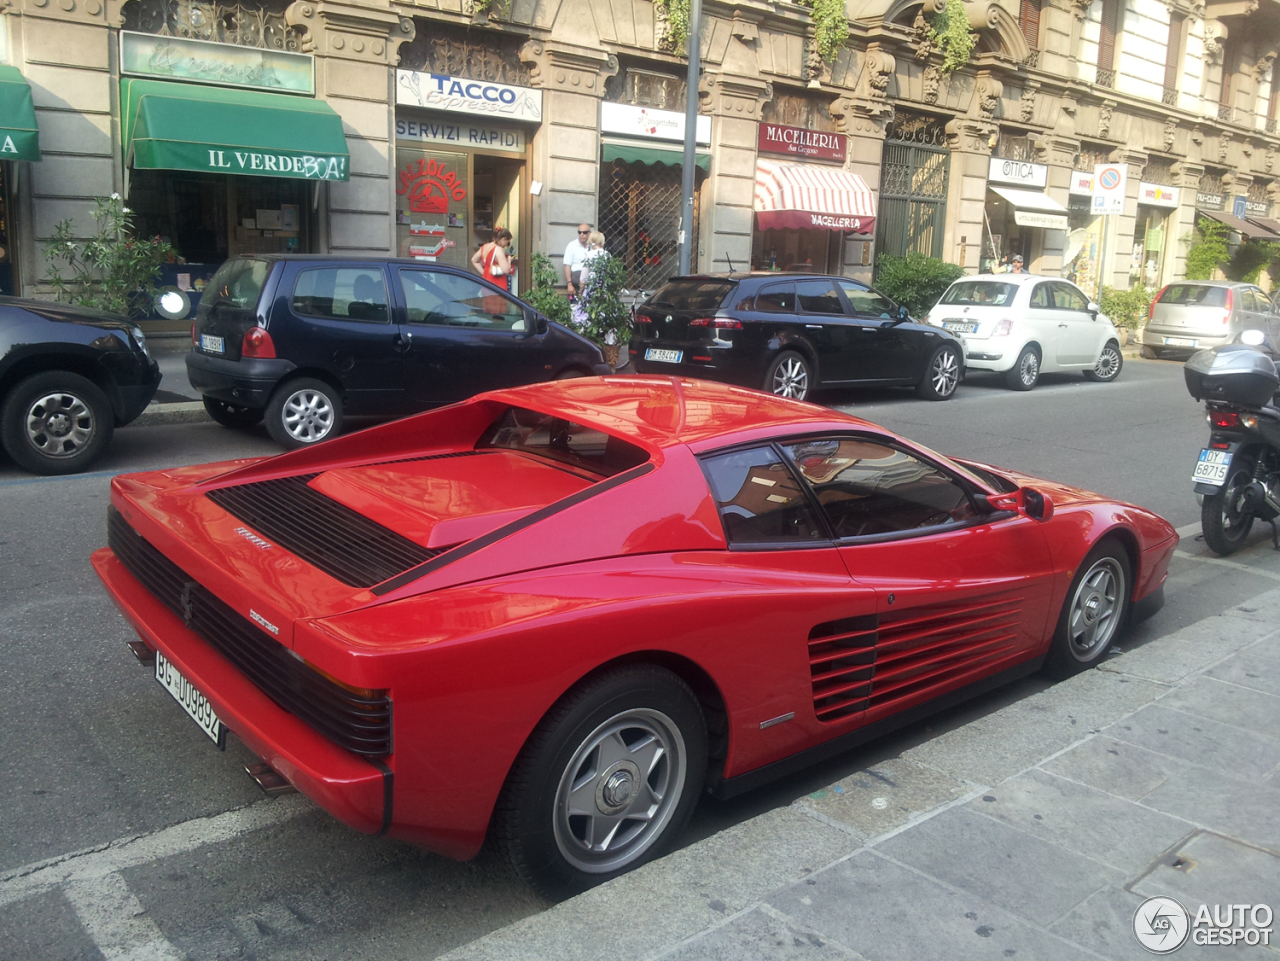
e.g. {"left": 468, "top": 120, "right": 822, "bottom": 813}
{"left": 494, "top": 665, "right": 707, "bottom": 900}
{"left": 1005, "top": 345, "right": 1041, "bottom": 391}
{"left": 0, "top": 371, "right": 114, "bottom": 475}
{"left": 1044, "top": 538, "right": 1131, "bottom": 678}
{"left": 1084, "top": 341, "right": 1123, "bottom": 382}
{"left": 765, "top": 350, "right": 812, "bottom": 401}
{"left": 264, "top": 377, "right": 343, "bottom": 449}
{"left": 917, "top": 344, "right": 961, "bottom": 400}
{"left": 203, "top": 397, "right": 265, "bottom": 428}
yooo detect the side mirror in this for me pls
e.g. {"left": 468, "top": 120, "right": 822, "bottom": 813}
{"left": 975, "top": 487, "right": 1055, "bottom": 522}
{"left": 526, "top": 309, "right": 548, "bottom": 335}
{"left": 1086, "top": 301, "right": 1100, "bottom": 320}
{"left": 894, "top": 304, "right": 910, "bottom": 324}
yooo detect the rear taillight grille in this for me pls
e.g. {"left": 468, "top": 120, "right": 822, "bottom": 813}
{"left": 108, "top": 507, "right": 392, "bottom": 757}
{"left": 206, "top": 474, "right": 437, "bottom": 588}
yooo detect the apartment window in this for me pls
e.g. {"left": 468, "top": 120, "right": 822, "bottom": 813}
{"left": 1269, "top": 64, "right": 1279, "bottom": 132}
{"left": 1097, "top": 0, "right": 1122, "bottom": 84}
{"left": 1162, "top": 12, "right": 1184, "bottom": 105}
{"left": 1220, "top": 40, "right": 1238, "bottom": 108}
{"left": 1020, "top": 0, "right": 1041, "bottom": 50}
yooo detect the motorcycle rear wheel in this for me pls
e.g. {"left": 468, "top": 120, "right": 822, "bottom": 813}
{"left": 1201, "top": 466, "right": 1256, "bottom": 556}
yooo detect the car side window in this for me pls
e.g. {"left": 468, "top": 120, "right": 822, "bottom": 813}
{"left": 755, "top": 282, "right": 796, "bottom": 313}
{"left": 795, "top": 280, "right": 845, "bottom": 315}
{"left": 400, "top": 270, "right": 526, "bottom": 330}
{"left": 1029, "top": 283, "right": 1051, "bottom": 309}
{"left": 292, "top": 268, "right": 388, "bottom": 323}
{"left": 1242, "top": 289, "right": 1263, "bottom": 312}
{"left": 1050, "top": 283, "right": 1088, "bottom": 311}
{"left": 837, "top": 280, "right": 896, "bottom": 318}
{"left": 781, "top": 437, "right": 977, "bottom": 539}
{"left": 701, "top": 446, "right": 826, "bottom": 546}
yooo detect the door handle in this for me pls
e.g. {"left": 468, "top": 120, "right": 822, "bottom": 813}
{"left": 1058, "top": 324, "right": 1069, "bottom": 329}
{"left": 805, "top": 324, "right": 823, "bottom": 329}
{"left": 395, "top": 330, "right": 413, "bottom": 353}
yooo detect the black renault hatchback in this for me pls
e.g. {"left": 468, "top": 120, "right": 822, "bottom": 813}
{"left": 187, "top": 256, "right": 611, "bottom": 449}
{"left": 631, "top": 273, "right": 963, "bottom": 402}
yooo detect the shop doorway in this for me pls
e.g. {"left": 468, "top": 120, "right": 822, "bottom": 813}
{"left": 1131, "top": 205, "right": 1169, "bottom": 287}
{"left": 473, "top": 155, "right": 524, "bottom": 295}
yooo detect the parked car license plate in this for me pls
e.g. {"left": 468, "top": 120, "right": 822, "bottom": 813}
{"left": 1164, "top": 336, "right": 1197, "bottom": 347}
{"left": 942, "top": 320, "right": 978, "bottom": 333}
{"left": 200, "top": 334, "right": 225, "bottom": 354}
{"left": 1192, "top": 448, "right": 1231, "bottom": 485}
{"left": 155, "top": 651, "right": 225, "bottom": 747}
{"left": 645, "top": 348, "right": 683, "bottom": 363}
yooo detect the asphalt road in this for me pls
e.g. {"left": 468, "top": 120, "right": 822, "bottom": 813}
{"left": 2, "top": 355, "right": 1275, "bottom": 960}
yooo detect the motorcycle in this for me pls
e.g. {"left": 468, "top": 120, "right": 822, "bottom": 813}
{"left": 1185, "top": 329, "right": 1280, "bottom": 555}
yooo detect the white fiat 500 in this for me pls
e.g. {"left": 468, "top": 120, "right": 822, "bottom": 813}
{"left": 926, "top": 274, "right": 1123, "bottom": 390}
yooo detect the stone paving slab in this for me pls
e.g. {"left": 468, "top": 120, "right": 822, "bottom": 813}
{"left": 662, "top": 906, "right": 864, "bottom": 961}
{"left": 796, "top": 758, "right": 975, "bottom": 842}
{"left": 1104, "top": 704, "right": 1280, "bottom": 781}
{"left": 1040, "top": 735, "right": 1191, "bottom": 802}
{"left": 1205, "top": 649, "right": 1280, "bottom": 697}
{"left": 1141, "top": 766, "right": 1280, "bottom": 852}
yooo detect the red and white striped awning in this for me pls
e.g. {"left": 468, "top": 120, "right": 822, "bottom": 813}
{"left": 754, "top": 158, "right": 876, "bottom": 234}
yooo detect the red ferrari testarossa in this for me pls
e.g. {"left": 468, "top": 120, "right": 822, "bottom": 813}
{"left": 93, "top": 376, "right": 1176, "bottom": 895}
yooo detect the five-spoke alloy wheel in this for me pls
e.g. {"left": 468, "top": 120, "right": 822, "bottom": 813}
{"left": 1045, "top": 539, "right": 1131, "bottom": 677}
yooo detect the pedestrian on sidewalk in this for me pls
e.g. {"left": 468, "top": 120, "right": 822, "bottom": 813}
{"left": 571, "top": 231, "right": 607, "bottom": 332}
{"left": 472, "top": 227, "right": 514, "bottom": 292}
{"left": 563, "top": 222, "right": 591, "bottom": 300}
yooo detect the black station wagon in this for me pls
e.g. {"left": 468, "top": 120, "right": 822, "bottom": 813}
{"left": 186, "top": 256, "right": 611, "bottom": 448}
{"left": 631, "top": 273, "right": 964, "bottom": 402}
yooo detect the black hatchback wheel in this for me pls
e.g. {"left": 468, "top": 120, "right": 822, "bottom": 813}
{"left": 0, "top": 371, "right": 114, "bottom": 475}
{"left": 917, "top": 345, "right": 961, "bottom": 401}
{"left": 764, "top": 350, "right": 812, "bottom": 401}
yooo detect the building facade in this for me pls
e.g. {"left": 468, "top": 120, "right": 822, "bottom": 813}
{"left": 1, "top": 0, "right": 1278, "bottom": 329}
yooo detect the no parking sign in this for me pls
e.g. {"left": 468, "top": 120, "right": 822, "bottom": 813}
{"left": 1091, "top": 163, "right": 1127, "bottom": 214}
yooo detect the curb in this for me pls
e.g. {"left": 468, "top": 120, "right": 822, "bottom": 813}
{"left": 128, "top": 401, "right": 211, "bottom": 428}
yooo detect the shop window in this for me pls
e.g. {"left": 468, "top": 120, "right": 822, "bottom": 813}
{"left": 396, "top": 148, "right": 470, "bottom": 272}
{"left": 1145, "top": 159, "right": 1175, "bottom": 186}
{"left": 400, "top": 269, "right": 525, "bottom": 329}
{"left": 997, "top": 133, "right": 1036, "bottom": 163}
{"left": 120, "top": 0, "right": 304, "bottom": 49}
{"left": 796, "top": 280, "right": 843, "bottom": 315}
{"left": 292, "top": 268, "right": 389, "bottom": 323}
{"left": 598, "top": 160, "right": 703, "bottom": 289}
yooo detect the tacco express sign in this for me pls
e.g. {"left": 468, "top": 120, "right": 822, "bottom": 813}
{"left": 396, "top": 70, "right": 543, "bottom": 123}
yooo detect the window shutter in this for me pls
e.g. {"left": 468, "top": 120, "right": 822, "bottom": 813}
{"left": 1220, "top": 42, "right": 1235, "bottom": 106}
{"left": 1098, "top": 0, "right": 1121, "bottom": 72}
{"left": 1020, "top": 0, "right": 1041, "bottom": 50}
{"left": 1163, "top": 13, "right": 1184, "bottom": 92}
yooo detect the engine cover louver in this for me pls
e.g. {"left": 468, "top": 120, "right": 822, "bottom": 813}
{"left": 808, "top": 614, "right": 878, "bottom": 722}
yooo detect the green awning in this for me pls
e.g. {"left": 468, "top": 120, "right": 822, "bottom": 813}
{"left": 121, "top": 78, "right": 348, "bottom": 181}
{"left": 0, "top": 65, "right": 41, "bottom": 162}
{"left": 603, "top": 140, "right": 711, "bottom": 171}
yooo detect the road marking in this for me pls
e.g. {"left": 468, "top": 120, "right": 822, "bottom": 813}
{"left": 64, "top": 872, "right": 183, "bottom": 961}
{"left": 1172, "top": 549, "right": 1280, "bottom": 582}
{"left": 0, "top": 794, "right": 311, "bottom": 908}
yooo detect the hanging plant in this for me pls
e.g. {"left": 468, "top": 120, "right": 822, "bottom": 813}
{"left": 928, "top": 0, "right": 977, "bottom": 75}
{"left": 1185, "top": 217, "right": 1230, "bottom": 280}
{"left": 796, "top": 0, "right": 849, "bottom": 64}
{"left": 654, "top": 0, "right": 692, "bottom": 53}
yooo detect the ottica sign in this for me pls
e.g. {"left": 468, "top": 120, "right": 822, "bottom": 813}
{"left": 396, "top": 70, "right": 543, "bottom": 123}
{"left": 988, "top": 157, "right": 1048, "bottom": 189}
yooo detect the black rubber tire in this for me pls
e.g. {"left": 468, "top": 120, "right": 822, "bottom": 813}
{"left": 0, "top": 371, "right": 114, "bottom": 475}
{"left": 1140, "top": 346, "right": 1160, "bottom": 360}
{"left": 1201, "top": 458, "right": 1257, "bottom": 556}
{"left": 493, "top": 665, "right": 707, "bottom": 901}
{"left": 1083, "top": 340, "right": 1123, "bottom": 382}
{"left": 264, "top": 377, "right": 343, "bottom": 450}
{"left": 764, "top": 350, "right": 812, "bottom": 401}
{"left": 1044, "top": 538, "right": 1132, "bottom": 679}
{"left": 202, "top": 396, "right": 265, "bottom": 428}
{"left": 1005, "top": 345, "right": 1041, "bottom": 391}
{"left": 917, "top": 344, "right": 962, "bottom": 401}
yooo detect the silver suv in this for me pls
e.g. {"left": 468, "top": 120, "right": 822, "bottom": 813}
{"left": 1141, "top": 281, "right": 1279, "bottom": 359}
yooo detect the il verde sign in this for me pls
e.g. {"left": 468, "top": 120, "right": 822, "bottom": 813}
{"left": 140, "top": 144, "right": 347, "bottom": 180}
{"left": 121, "top": 31, "right": 315, "bottom": 95}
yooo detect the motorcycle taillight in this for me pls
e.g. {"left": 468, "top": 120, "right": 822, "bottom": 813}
{"left": 1209, "top": 411, "right": 1241, "bottom": 429}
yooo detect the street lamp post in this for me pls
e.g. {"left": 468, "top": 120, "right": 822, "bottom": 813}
{"left": 677, "top": 0, "right": 702, "bottom": 276}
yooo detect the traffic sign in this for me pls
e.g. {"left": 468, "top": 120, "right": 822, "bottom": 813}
{"left": 1092, "top": 163, "right": 1127, "bottom": 215}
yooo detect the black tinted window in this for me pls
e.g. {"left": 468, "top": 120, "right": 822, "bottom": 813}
{"left": 782, "top": 438, "right": 976, "bottom": 539}
{"left": 293, "top": 268, "right": 388, "bottom": 323}
{"left": 478, "top": 407, "right": 648, "bottom": 476}
{"left": 701, "top": 446, "right": 825, "bottom": 545}
{"left": 755, "top": 283, "right": 796, "bottom": 313}
{"left": 400, "top": 271, "right": 525, "bottom": 329}
{"left": 648, "top": 281, "right": 735, "bottom": 310}
{"left": 198, "top": 258, "right": 269, "bottom": 318}
{"left": 838, "top": 281, "right": 896, "bottom": 318}
{"left": 796, "top": 280, "right": 844, "bottom": 315}
{"left": 1159, "top": 284, "right": 1228, "bottom": 307}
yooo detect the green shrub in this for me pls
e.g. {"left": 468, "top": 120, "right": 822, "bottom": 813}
{"left": 873, "top": 252, "right": 966, "bottom": 316}
{"left": 1098, "top": 284, "right": 1152, "bottom": 329}
{"left": 524, "top": 252, "right": 571, "bottom": 328}
{"left": 929, "top": 0, "right": 977, "bottom": 75}
{"left": 1185, "top": 218, "right": 1230, "bottom": 280}
{"left": 1228, "top": 239, "right": 1280, "bottom": 284}
{"left": 579, "top": 252, "right": 632, "bottom": 346}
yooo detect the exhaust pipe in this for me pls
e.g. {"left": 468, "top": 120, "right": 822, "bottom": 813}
{"left": 245, "top": 761, "right": 297, "bottom": 797}
{"left": 127, "top": 640, "right": 155, "bottom": 664}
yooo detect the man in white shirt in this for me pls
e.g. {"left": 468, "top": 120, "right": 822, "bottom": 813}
{"left": 563, "top": 223, "right": 591, "bottom": 298}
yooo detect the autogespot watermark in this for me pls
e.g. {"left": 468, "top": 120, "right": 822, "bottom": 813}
{"left": 1133, "top": 897, "right": 1274, "bottom": 953}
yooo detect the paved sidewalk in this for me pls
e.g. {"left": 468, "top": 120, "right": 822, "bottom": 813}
{"left": 440, "top": 586, "right": 1280, "bottom": 961}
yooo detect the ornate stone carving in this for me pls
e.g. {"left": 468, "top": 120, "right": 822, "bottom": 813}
{"left": 286, "top": 1, "right": 413, "bottom": 64}
{"left": 701, "top": 73, "right": 771, "bottom": 119}
{"left": 1164, "top": 117, "right": 1177, "bottom": 152}
{"left": 946, "top": 117, "right": 997, "bottom": 153}
{"left": 806, "top": 37, "right": 825, "bottom": 85}
{"left": 862, "top": 45, "right": 895, "bottom": 100}
{"left": 1019, "top": 82, "right": 1038, "bottom": 123}
{"left": 517, "top": 40, "right": 618, "bottom": 94}
{"left": 654, "top": 0, "right": 675, "bottom": 53}
{"left": 831, "top": 95, "right": 894, "bottom": 134}
{"left": 1058, "top": 98, "right": 1078, "bottom": 137}
{"left": 1253, "top": 52, "right": 1276, "bottom": 82}
{"left": 911, "top": 10, "right": 935, "bottom": 60}
{"left": 1069, "top": 0, "right": 1092, "bottom": 20}
{"left": 121, "top": 0, "right": 302, "bottom": 50}
{"left": 1202, "top": 22, "right": 1225, "bottom": 63}
{"left": 398, "top": 28, "right": 532, "bottom": 84}
{"left": 973, "top": 72, "right": 1002, "bottom": 119}
{"left": 922, "top": 64, "right": 941, "bottom": 104}
{"left": 1219, "top": 133, "right": 1230, "bottom": 164}
{"left": 1268, "top": 147, "right": 1276, "bottom": 173}
{"left": 1098, "top": 101, "right": 1114, "bottom": 139}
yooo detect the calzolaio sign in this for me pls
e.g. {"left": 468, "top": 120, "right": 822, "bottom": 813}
{"left": 396, "top": 70, "right": 543, "bottom": 123}
{"left": 757, "top": 123, "right": 846, "bottom": 162}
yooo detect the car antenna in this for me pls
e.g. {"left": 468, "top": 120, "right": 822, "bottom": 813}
{"left": 725, "top": 251, "right": 736, "bottom": 275}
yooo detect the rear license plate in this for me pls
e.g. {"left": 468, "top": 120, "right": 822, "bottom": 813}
{"left": 645, "top": 348, "right": 683, "bottom": 363}
{"left": 156, "top": 651, "right": 226, "bottom": 748}
{"left": 200, "top": 334, "right": 225, "bottom": 354}
{"left": 1164, "top": 336, "right": 1197, "bottom": 347}
{"left": 942, "top": 320, "right": 978, "bottom": 333}
{"left": 1192, "top": 448, "right": 1231, "bottom": 485}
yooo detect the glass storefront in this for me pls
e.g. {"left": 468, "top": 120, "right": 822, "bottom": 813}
{"left": 1131, "top": 204, "right": 1170, "bottom": 287}
{"left": 1066, "top": 197, "right": 1103, "bottom": 299}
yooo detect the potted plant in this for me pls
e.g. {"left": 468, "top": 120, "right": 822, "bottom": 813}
{"left": 1098, "top": 285, "right": 1152, "bottom": 346}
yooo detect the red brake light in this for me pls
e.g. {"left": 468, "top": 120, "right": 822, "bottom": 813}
{"left": 190, "top": 323, "right": 197, "bottom": 346}
{"left": 1210, "top": 411, "right": 1241, "bottom": 429}
{"left": 1221, "top": 288, "right": 1234, "bottom": 325}
{"left": 634, "top": 313, "right": 652, "bottom": 324}
{"left": 242, "top": 326, "right": 276, "bottom": 358}
{"left": 689, "top": 317, "right": 741, "bottom": 329}
{"left": 714, "top": 319, "right": 743, "bottom": 330}
{"left": 993, "top": 319, "right": 1013, "bottom": 336}
{"left": 1150, "top": 286, "right": 1167, "bottom": 320}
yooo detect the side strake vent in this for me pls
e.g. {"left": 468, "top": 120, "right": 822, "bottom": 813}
{"left": 207, "top": 473, "right": 437, "bottom": 588}
{"left": 108, "top": 507, "right": 392, "bottom": 757}
{"left": 809, "top": 614, "right": 879, "bottom": 722}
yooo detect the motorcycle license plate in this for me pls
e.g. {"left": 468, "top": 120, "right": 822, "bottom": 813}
{"left": 1192, "top": 448, "right": 1232, "bottom": 486}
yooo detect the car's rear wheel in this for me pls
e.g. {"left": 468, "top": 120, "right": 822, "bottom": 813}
{"left": 1044, "top": 539, "right": 1130, "bottom": 678}
{"left": 494, "top": 665, "right": 707, "bottom": 900}
{"left": 264, "top": 377, "right": 343, "bottom": 449}
{"left": 202, "top": 397, "right": 264, "bottom": 428}
{"left": 917, "top": 344, "right": 961, "bottom": 400}
{"left": 765, "top": 350, "right": 812, "bottom": 401}
{"left": 1005, "top": 345, "right": 1040, "bottom": 391}
{"left": 0, "top": 371, "right": 114, "bottom": 475}
{"left": 1084, "top": 341, "right": 1122, "bottom": 382}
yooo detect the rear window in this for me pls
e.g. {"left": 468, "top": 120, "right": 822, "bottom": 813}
{"left": 1158, "top": 284, "right": 1228, "bottom": 307}
{"left": 648, "top": 281, "right": 735, "bottom": 311}
{"left": 939, "top": 282, "right": 1017, "bottom": 307}
{"left": 198, "top": 259, "right": 270, "bottom": 317}
{"left": 479, "top": 407, "right": 649, "bottom": 477}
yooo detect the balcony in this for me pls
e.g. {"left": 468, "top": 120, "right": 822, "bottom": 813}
{"left": 1162, "top": 86, "right": 1177, "bottom": 106}
{"left": 1218, "top": 103, "right": 1234, "bottom": 121}
{"left": 1268, "top": 118, "right": 1277, "bottom": 134}
{"left": 1096, "top": 68, "right": 1116, "bottom": 88}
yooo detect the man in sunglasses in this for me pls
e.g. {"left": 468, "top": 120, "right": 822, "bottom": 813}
{"left": 563, "top": 223, "right": 592, "bottom": 300}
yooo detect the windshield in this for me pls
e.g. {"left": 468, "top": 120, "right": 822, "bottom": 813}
{"left": 478, "top": 407, "right": 649, "bottom": 477}
{"left": 939, "top": 282, "right": 1018, "bottom": 307}
{"left": 648, "top": 281, "right": 735, "bottom": 310}
{"left": 197, "top": 259, "right": 270, "bottom": 318}
{"left": 1158, "top": 284, "right": 1228, "bottom": 307}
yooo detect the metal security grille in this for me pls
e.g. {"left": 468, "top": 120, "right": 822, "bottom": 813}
{"left": 598, "top": 160, "right": 703, "bottom": 290}
{"left": 876, "top": 118, "right": 949, "bottom": 264}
